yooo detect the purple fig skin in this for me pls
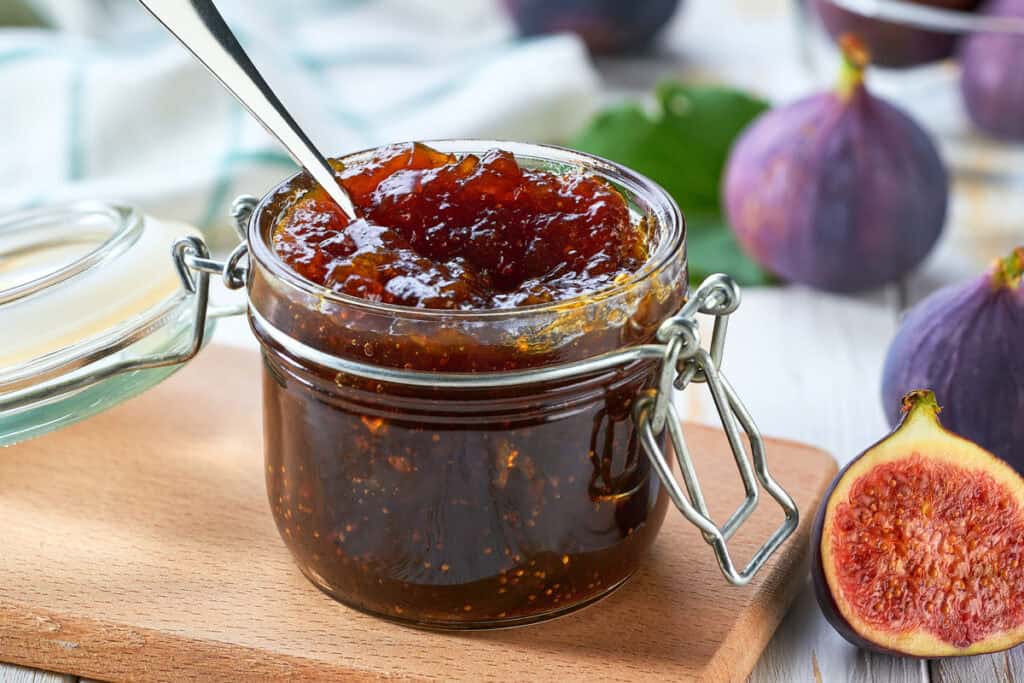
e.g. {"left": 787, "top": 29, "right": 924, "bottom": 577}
{"left": 501, "top": 0, "right": 682, "bottom": 54}
{"left": 723, "top": 79, "right": 948, "bottom": 292}
{"left": 881, "top": 257, "right": 1024, "bottom": 472}
{"left": 815, "top": 0, "right": 982, "bottom": 68}
{"left": 960, "top": 0, "right": 1024, "bottom": 140}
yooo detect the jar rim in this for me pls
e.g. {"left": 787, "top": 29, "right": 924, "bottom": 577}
{"left": 246, "top": 139, "right": 686, "bottom": 320}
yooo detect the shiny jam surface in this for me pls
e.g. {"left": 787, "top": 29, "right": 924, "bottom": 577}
{"left": 271, "top": 142, "right": 647, "bottom": 309}
{"left": 255, "top": 144, "right": 684, "bottom": 628}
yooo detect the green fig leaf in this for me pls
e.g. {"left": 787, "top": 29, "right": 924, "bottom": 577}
{"left": 571, "top": 82, "right": 775, "bottom": 286}
{"left": 684, "top": 212, "right": 776, "bottom": 287}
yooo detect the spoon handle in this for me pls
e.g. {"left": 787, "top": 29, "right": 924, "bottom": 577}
{"left": 138, "top": 0, "right": 358, "bottom": 220}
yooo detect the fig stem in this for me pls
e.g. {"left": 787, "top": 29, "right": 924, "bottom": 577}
{"left": 837, "top": 34, "right": 870, "bottom": 99}
{"left": 992, "top": 246, "right": 1024, "bottom": 290}
{"left": 900, "top": 389, "right": 941, "bottom": 421}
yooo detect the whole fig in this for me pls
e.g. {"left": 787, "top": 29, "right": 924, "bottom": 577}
{"left": 723, "top": 37, "right": 949, "bottom": 293}
{"left": 960, "top": 0, "right": 1024, "bottom": 140}
{"left": 813, "top": 390, "right": 1024, "bottom": 657}
{"left": 814, "top": 0, "right": 982, "bottom": 68}
{"left": 882, "top": 247, "right": 1024, "bottom": 471}
{"left": 501, "top": 0, "right": 682, "bottom": 54}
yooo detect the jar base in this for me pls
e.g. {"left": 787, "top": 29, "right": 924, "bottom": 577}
{"left": 297, "top": 565, "right": 636, "bottom": 631}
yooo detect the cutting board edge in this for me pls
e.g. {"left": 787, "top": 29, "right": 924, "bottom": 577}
{"left": 703, "top": 452, "right": 837, "bottom": 682}
{"left": 0, "top": 601, "right": 386, "bottom": 683}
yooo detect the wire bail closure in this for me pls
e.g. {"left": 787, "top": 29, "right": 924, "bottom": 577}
{"left": 174, "top": 196, "right": 799, "bottom": 587}
{"left": 633, "top": 275, "right": 799, "bottom": 586}
{"left": 163, "top": 196, "right": 253, "bottom": 363}
{"left": 106, "top": 193, "right": 254, "bottom": 379}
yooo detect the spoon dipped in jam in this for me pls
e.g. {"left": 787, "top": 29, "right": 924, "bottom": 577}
{"left": 137, "top": 0, "right": 359, "bottom": 221}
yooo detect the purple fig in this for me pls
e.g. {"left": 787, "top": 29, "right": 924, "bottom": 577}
{"left": 812, "top": 390, "right": 1024, "bottom": 657}
{"left": 723, "top": 37, "right": 948, "bottom": 293}
{"left": 960, "top": 0, "right": 1024, "bottom": 140}
{"left": 501, "top": 0, "right": 682, "bottom": 54}
{"left": 814, "top": 0, "right": 982, "bottom": 68}
{"left": 882, "top": 247, "right": 1024, "bottom": 471}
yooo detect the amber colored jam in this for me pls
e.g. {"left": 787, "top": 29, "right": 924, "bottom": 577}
{"left": 251, "top": 143, "right": 686, "bottom": 628}
{"left": 271, "top": 142, "right": 646, "bottom": 309}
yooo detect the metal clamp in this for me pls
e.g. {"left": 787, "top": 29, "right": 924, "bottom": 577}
{"left": 109, "top": 195, "right": 255, "bottom": 379}
{"left": 177, "top": 195, "right": 252, "bottom": 294}
{"left": 80, "top": 232, "right": 246, "bottom": 375}
{"left": 162, "top": 194, "right": 257, "bottom": 359}
{"left": 634, "top": 275, "right": 799, "bottom": 586}
{"left": 157, "top": 195, "right": 253, "bottom": 365}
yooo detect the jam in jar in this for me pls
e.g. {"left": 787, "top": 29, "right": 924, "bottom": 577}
{"left": 247, "top": 141, "right": 687, "bottom": 628}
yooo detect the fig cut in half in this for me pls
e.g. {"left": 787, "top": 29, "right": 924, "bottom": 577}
{"left": 812, "top": 390, "right": 1024, "bottom": 657}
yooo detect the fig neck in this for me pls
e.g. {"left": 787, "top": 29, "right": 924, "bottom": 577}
{"left": 899, "top": 390, "right": 942, "bottom": 428}
{"left": 836, "top": 34, "right": 869, "bottom": 101}
{"left": 991, "top": 246, "right": 1024, "bottom": 290}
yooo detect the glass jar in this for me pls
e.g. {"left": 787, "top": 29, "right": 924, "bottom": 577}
{"left": 247, "top": 142, "right": 685, "bottom": 628}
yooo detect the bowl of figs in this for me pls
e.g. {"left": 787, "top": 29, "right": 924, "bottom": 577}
{"left": 795, "top": 0, "right": 1024, "bottom": 260}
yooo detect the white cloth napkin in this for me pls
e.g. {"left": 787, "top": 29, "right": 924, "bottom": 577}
{"left": 0, "top": 0, "right": 599, "bottom": 243}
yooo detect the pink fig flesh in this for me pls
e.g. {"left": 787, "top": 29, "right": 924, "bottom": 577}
{"left": 813, "top": 391, "right": 1024, "bottom": 657}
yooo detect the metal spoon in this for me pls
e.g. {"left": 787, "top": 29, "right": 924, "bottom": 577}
{"left": 137, "top": 0, "right": 359, "bottom": 220}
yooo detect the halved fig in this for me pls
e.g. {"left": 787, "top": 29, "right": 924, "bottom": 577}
{"left": 812, "top": 390, "right": 1024, "bottom": 657}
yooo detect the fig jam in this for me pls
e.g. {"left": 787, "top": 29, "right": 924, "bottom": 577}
{"left": 271, "top": 142, "right": 646, "bottom": 309}
{"left": 248, "top": 142, "right": 687, "bottom": 628}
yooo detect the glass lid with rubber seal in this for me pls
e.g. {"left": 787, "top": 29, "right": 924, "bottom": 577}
{"left": 0, "top": 202, "right": 222, "bottom": 446}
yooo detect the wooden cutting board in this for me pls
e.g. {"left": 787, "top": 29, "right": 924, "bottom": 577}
{"left": 0, "top": 345, "right": 837, "bottom": 682}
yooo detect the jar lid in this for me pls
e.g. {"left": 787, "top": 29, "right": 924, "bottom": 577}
{"left": 0, "top": 202, "right": 212, "bottom": 446}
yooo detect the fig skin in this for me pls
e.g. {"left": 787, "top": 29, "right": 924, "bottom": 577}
{"left": 501, "top": 0, "right": 682, "bottom": 54}
{"left": 723, "top": 39, "right": 948, "bottom": 293}
{"left": 882, "top": 247, "right": 1024, "bottom": 471}
{"left": 814, "top": 0, "right": 982, "bottom": 68}
{"left": 960, "top": 0, "right": 1024, "bottom": 140}
{"left": 812, "top": 390, "right": 1024, "bottom": 657}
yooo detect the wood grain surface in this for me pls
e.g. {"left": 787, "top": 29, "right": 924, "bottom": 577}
{"left": 0, "top": 345, "right": 836, "bottom": 682}
{"left": 931, "top": 652, "right": 1024, "bottom": 683}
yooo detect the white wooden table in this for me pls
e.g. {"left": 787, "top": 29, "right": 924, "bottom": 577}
{"left": 597, "top": 4, "right": 1023, "bottom": 681}
{"left": 3, "top": 1, "right": 1020, "bottom": 680}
